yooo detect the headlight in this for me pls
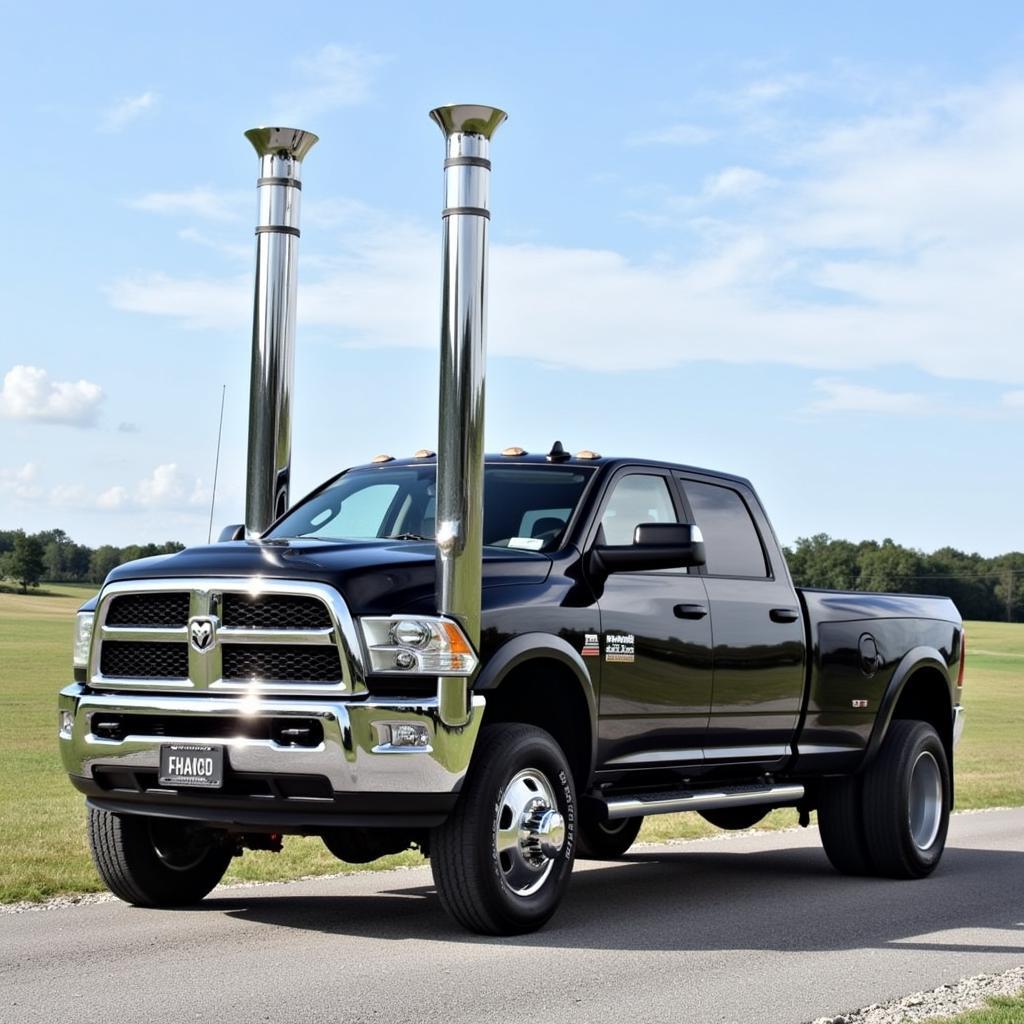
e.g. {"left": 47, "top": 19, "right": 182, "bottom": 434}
{"left": 359, "top": 616, "right": 478, "bottom": 675}
{"left": 73, "top": 612, "right": 95, "bottom": 672}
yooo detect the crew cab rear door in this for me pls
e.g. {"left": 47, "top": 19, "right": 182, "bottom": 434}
{"left": 675, "top": 475, "right": 806, "bottom": 766}
{"left": 591, "top": 468, "right": 713, "bottom": 769}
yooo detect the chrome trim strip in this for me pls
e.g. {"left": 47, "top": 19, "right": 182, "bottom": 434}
{"left": 703, "top": 744, "right": 791, "bottom": 762}
{"left": 952, "top": 704, "right": 965, "bottom": 749}
{"left": 89, "top": 577, "right": 366, "bottom": 697}
{"left": 100, "top": 627, "right": 187, "bottom": 643}
{"left": 604, "top": 783, "right": 805, "bottom": 821}
{"left": 59, "top": 685, "right": 484, "bottom": 796}
{"left": 604, "top": 748, "right": 704, "bottom": 766}
{"left": 217, "top": 627, "right": 334, "bottom": 646}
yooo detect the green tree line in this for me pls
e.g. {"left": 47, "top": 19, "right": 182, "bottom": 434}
{"left": 0, "top": 529, "right": 184, "bottom": 593}
{"left": 785, "top": 534, "right": 1024, "bottom": 622}
{"left": 2, "top": 527, "right": 1022, "bottom": 622}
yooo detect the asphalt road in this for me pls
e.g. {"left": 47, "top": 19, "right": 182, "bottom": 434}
{"left": 3, "top": 809, "right": 1023, "bottom": 1024}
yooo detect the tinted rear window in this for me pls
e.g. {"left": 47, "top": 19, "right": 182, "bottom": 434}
{"left": 680, "top": 479, "right": 768, "bottom": 578}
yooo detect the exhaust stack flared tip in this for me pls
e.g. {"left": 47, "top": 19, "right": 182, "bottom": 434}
{"left": 244, "top": 126, "right": 320, "bottom": 159}
{"left": 429, "top": 104, "right": 507, "bottom": 138}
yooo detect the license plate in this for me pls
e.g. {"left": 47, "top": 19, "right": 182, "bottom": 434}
{"left": 159, "top": 744, "right": 224, "bottom": 789}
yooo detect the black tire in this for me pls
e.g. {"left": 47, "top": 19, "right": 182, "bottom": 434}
{"left": 817, "top": 774, "right": 874, "bottom": 875}
{"left": 861, "top": 719, "right": 950, "bottom": 878}
{"left": 699, "top": 806, "right": 768, "bottom": 831}
{"left": 577, "top": 815, "right": 643, "bottom": 859}
{"left": 431, "top": 723, "right": 577, "bottom": 935}
{"left": 87, "top": 806, "right": 233, "bottom": 907}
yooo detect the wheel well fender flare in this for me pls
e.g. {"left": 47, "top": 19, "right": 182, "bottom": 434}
{"left": 473, "top": 633, "right": 598, "bottom": 769}
{"left": 862, "top": 645, "right": 953, "bottom": 770}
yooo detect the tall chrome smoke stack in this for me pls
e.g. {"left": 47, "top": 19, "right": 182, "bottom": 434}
{"left": 429, "top": 104, "right": 507, "bottom": 726}
{"left": 242, "top": 126, "right": 318, "bottom": 537}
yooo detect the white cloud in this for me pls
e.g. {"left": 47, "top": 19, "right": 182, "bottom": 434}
{"left": 108, "top": 273, "right": 250, "bottom": 330}
{"left": 96, "top": 465, "right": 206, "bottom": 513}
{"left": 627, "top": 123, "right": 714, "bottom": 146}
{"left": 702, "top": 166, "right": 775, "bottom": 201}
{"left": 0, "top": 365, "right": 103, "bottom": 426}
{"left": 0, "top": 463, "right": 41, "bottom": 500}
{"left": 1003, "top": 390, "right": 1024, "bottom": 409}
{"left": 808, "top": 379, "right": 933, "bottom": 415}
{"left": 137, "top": 463, "right": 206, "bottom": 508}
{"left": 50, "top": 483, "right": 88, "bottom": 506}
{"left": 129, "top": 188, "right": 246, "bottom": 222}
{"left": 177, "top": 228, "right": 250, "bottom": 261}
{"left": 272, "top": 44, "right": 386, "bottom": 124}
{"left": 106, "top": 75, "right": 1024, "bottom": 387}
{"left": 97, "top": 485, "right": 129, "bottom": 510}
{"left": 101, "top": 91, "right": 158, "bottom": 133}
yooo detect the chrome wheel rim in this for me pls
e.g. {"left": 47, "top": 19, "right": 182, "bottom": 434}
{"left": 495, "top": 768, "right": 565, "bottom": 897}
{"left": 908, "top": 750, "right": 943, "bottom": 851}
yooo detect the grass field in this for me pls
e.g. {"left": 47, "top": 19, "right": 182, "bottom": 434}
{"left": 932, "top": 994, "right": 1024, "bottom": 1024}
{"left": 1, "top": 584, "right": 1021, "bottom": 902}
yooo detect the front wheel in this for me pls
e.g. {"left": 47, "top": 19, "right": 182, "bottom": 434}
{"left": 431, "top": 723, "right": 576, "bottom": 935}
{"left": 87, "top": 806, "right": 233, "bottom": 907}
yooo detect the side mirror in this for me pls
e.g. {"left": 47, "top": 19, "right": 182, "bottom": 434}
{"left": 217, "top": 524, "right": 245, "bottom": 542}
{"left": 590, "top": 522, "right": 706, "bottom": 575}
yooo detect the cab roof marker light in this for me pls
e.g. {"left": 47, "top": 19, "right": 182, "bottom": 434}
{"left": 576, "top": 449, "right": 601, "bottom": 459}
{"left": 501, "top": 446, "right": 527, "bottom": 456}
{"left": 371, "top": 454, "right": 395, "bottom": 464}
{"left": 414, "top": 449, "right": 436, "bottom": 458}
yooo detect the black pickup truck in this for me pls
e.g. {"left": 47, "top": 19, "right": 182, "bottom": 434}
{"left": 59, "top": 450, "right": 966, "bottom": 934}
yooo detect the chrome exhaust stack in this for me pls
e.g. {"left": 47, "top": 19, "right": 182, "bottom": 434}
{"left": 429, "top": 104, "right": 507, "bottom": 726}
{"left": 242, "top": 127, "right": 318, "bottom": 538}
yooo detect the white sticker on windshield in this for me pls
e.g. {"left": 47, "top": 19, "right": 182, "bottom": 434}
{"left": 508, "top": 537, "right": 544, "bottom": 550}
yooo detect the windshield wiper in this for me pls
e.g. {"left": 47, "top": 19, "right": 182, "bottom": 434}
{"left": 387, "top": 532, "right": 432, "bottom": 541}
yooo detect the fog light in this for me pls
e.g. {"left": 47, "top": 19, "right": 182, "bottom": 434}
{"left": 375, "top": 722, "right": 430, "bottom": 749}
{"left": 59, "top": 709, "right": 74, "bottom": 738}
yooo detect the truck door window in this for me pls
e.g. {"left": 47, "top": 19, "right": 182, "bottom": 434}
{"left": 600, "top": 474, "right": 677, "bottom": 546}
{"left": 681, "top": 480, "right": 768, "bottom": 578}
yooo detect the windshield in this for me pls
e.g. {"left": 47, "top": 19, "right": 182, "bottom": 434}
{"left": 267, "top": 464, "right": 595, "bottom": 551}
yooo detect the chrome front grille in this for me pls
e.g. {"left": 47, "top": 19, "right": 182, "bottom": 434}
{"left": 106, "top": 592, "right": 190, "bottom": 628}
{"left": 100, "top": 641, "right": 189, "bottom": 679}
{"left": 221, "top": 593, "right": 332, "bottom": 630}
{"left": 89, "top": 578, "right": 365, "bottom": 696}
{"left": 222, "top": 645, "right": 342, "bottom": 682}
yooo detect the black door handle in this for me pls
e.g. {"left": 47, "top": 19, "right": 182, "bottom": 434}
{"left": 770, "top": 607, "right": 800, "bottom": 623}
{"left": 674, "top": 603, "right": 708, "bottom": 620}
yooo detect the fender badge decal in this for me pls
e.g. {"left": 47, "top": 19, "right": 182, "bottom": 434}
{"left": 581, "top": 633, "right": 600, "bottom": 657}
{"left": 605, "top": 633, "right": 635, "bottom": 663}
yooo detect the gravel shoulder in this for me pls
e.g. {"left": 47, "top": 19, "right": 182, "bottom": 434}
{"left": 810, "top": 967, "right": 1024, "bottom": 1024}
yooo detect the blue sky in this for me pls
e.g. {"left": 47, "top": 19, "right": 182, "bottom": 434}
{"left": 3, "top": 1, "right": 1024, "bottom": 555}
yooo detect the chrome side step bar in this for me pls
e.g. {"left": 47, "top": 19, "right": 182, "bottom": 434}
{"left": 603, "top": 783, "right": 805, "bottom": 821}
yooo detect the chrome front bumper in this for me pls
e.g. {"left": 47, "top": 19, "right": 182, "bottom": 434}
{"left": 58, "top": 684, "right": 484, "bottom": 798}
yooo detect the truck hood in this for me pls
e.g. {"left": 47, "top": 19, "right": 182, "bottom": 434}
{"left": 104, "top": 538, "right": 552, "bottom": 615}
